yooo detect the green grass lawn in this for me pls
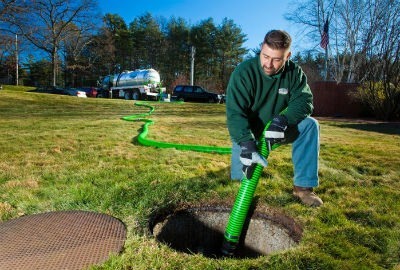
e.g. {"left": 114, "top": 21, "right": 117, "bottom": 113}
{"left": 0, "top": 85, "right": 399, "bottom": 269}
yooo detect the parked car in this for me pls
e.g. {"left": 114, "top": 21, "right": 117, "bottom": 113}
{"left": 78, "top": 87, "right": 98, "bottom": 98}
{"left": 64, "top": 88, "right": 87, "bottom": 98}
{"left": 35, "top": 86, "right": 87, "bottom": 98}
{"left": 47, "top": 86, "right": 66, "bottom": 95}
{"left": 172, "top": 85, "right": 222, "bottom": 103}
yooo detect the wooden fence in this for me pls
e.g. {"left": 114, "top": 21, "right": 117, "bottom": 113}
{"left": 311, "top": 81, "right": 367, "bottom": 118}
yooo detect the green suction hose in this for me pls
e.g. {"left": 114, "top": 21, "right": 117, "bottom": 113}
{"left": 221, "top": 118, "right": 283, "bottom": 256}
{"left": 122, "top": 102, "right": 231, "bottom": 154}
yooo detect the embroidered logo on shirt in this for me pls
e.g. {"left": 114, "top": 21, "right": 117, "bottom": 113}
{"left": 278, "top": 88, "right": 288, "bottom": 95}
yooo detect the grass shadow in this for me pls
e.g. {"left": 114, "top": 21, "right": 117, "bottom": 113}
{"left": 340, "top": 122, "right": 400, "bottom": 135}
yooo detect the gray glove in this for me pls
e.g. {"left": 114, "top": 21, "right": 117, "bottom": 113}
{"left": 239, "top": 141, "right": 268, "bottom": 179}
{"left": 265, "top": 115, "right": 288, "bottom": 151}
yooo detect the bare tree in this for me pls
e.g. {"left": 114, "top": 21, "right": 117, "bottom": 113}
{"left": 1, "top": 0, "right": 14, "bottom": 21}
{"left": 0, "top": 0, "right": 25, "bottom": 22}
{"left": 61, "top": 20, "right": 99, "bottom": 86}
{"left": 1, "top": 1, "right": 37, "bottom": 69}
{"left": 12, "top": 0, "right": 100, "bottom": 86}
{"left": 286, "top": 0, "right": 399, "bottom": 87}
{"left": 286, "top": 0, "right": 339, "bottom": 79}
{"left": 0, "top": 0, "right": 27, "bottom": 84}
{"left": 287, "top": 0, "right": 399, "bottom": 119}
{"left": 286, "top": 0, "right": 392, "bottom": 83}
{"left": 336, "top": 0, "right": 365, "bottom": 82}
{"left": 356, "top": 0, "right": 400, "bottom": 120}
{"left": 285, "top": 0, "right": 338, "bottom": 45}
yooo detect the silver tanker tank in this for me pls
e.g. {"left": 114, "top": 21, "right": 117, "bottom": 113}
{"left": 113, "top": 69, "right": 161, "bottom": 87}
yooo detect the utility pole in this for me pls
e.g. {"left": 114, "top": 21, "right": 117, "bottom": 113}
{"left": 190, "top": 46, "right": 195, "bottom": 86}
{"left": 15, "top": 34, "right": 19, "bottom": 86}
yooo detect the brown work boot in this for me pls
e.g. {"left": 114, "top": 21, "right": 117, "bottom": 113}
{"left": 293, "top": 186, "right": 323, "bottom": 207}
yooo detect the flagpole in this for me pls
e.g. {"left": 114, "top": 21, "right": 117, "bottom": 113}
{"left": 324, "top": 46, "right": 328, "bottom": 81}
{"left": 320, "top": 18, "right": 329, "bottom": 81}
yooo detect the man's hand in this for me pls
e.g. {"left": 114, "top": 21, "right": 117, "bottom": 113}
{"left": 239, "top": 141, "right": 268, "bottom": 179}
{"left": 265, "top": 115, "right": 288, "bottom": 151}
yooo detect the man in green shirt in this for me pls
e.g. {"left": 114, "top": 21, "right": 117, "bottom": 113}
{"left": 226, "top": 30, "right": 323, "bottom": 207}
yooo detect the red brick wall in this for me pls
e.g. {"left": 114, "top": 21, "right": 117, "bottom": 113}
{"left": 311, "top": 81, "right": 364, "bottom": 117}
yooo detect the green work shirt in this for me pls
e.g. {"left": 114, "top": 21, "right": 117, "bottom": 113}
{"left": 226, "top": 56, "right": 313, "bottom": 143}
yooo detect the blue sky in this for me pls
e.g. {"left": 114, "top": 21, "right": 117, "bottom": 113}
{"left": 97, "top": 0, "right": 305, "bottom": 52}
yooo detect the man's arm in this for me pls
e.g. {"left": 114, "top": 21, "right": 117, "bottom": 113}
{"left": 283, "top": 64, "right": 313, "bottom": 125}
{"left": 226, "top": 69, "right": 255, "bottom": 144}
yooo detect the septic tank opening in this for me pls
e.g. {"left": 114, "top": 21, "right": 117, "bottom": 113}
{"left": 149, "top": 204, "right": 302, "bottom": 259}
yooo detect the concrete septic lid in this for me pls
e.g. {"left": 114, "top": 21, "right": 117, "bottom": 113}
{"left": 150, "top": 205, "right": 302, "bottom": 258}
{"left": 0, "top": 210, "right": 126, "bottom": 270}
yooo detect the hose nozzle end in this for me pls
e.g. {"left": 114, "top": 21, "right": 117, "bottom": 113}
{"left": 221, "top": 239, "right": 237, "bottom": 257}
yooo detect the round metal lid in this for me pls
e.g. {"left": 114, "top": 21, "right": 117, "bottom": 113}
{"left": 0, "top": 210, "right": 126, "bottom": 270}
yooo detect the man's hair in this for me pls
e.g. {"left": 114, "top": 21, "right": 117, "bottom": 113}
{"left": 263, "top": 30, "right": 292, "bottom": 50}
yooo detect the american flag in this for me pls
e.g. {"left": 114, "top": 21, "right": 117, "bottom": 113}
{"left": 320, "top": 18, "right": 329, "bottom": 49}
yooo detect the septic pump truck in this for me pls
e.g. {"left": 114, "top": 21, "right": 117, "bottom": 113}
{"left": 99, "top": 68, "right": 166, "bottom": 100}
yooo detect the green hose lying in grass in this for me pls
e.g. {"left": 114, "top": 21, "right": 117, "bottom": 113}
{"left": 122, "top": 102, "right": 231, "bottom": 154}
{"left": 123, "top": 102, "right": 280, "bottom": 257}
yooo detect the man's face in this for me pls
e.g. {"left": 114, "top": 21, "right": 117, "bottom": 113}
{"left": 259, "top": 43, "right": 291, "bottom": 75}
